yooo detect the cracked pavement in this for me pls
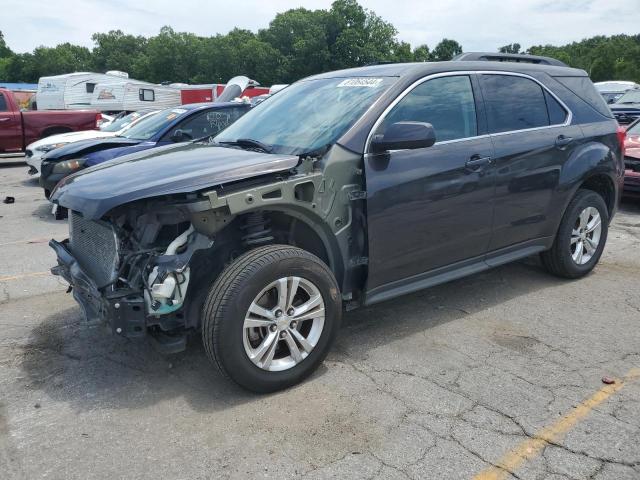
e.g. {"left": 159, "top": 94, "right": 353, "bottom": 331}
{"left": 1, "top": 163, "right": 640, "bottom": 479}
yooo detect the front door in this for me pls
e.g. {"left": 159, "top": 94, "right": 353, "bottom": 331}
{"left": 0, "top": 92, "right": 21, "bottom": 152}
{"left": 364, "top": 74, "right": 496, "bottom": 296}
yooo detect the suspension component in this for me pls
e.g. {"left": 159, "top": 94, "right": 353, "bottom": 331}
{"left": 240, "top": 211, "right": 274, "bottom": 247}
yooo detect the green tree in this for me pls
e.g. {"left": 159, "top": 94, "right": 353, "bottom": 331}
{"left": 412, "top": 44, "right": 431, "bottom": 62}
{"left": 431, "top": 39, "right": 462, "bottom": 61}
{"left": 499, "top": 43, "right": 521, "bottom": 54}
{"left": 91, "top": 30, "right": 148, "bottom": 76}
{"left": 141, "top": 26, "right": 205, "bottom": 83}
{"left": 0, "top": 31, "right": 13, "bottom": 58}
{"left": 260, "top": 8, "right": 330, "bottom": 82}
{"left": 327, "top": 0, "right": 400, "bottom": 68}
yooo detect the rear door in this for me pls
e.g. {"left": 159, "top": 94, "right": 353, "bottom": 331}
{"left": 364, "top": 74, "right": 496, "bottom": 295}
{"left": 478, "top": 73, "right": 583, "bottom": 253}
{"left": 0, "top": 92, "right": 22, "bottom": 152}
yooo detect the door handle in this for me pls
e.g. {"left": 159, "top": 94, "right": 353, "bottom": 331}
{"left": 555, "top": 135, "right": 573, "bottom": 148}
{"left": 0, "top": 118, "right": 10, "bottom": 122}
{"left": 465, "top": 154, "right": 492, "bottom": 171}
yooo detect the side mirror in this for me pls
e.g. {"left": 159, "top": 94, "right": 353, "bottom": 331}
{"left": 370, "top": 121, "right": 436, "bottom": 153}
{"left": 170, "top": 129, "right": 191, "bottom": 142}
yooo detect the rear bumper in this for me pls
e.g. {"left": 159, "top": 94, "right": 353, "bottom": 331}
{"left": 49, "top": 239, "right": 146, "bottom": 338}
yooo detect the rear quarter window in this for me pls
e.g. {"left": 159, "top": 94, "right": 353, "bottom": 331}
{"left": 555, "top": 76, "right": 614, "bottom": 118}
{"left": 0, "top": 94, "right": 7, "bottom": 111}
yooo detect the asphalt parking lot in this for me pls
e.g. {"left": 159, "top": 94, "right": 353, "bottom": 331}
{"left": 1, "top": 160, "right": 639, "bottom": 480}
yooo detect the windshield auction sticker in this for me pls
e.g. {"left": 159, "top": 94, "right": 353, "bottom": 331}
{"left": 337, "top": 78, "right": 383, "bottom": 88}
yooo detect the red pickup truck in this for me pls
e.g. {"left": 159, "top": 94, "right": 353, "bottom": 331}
{"left": 0, "top": 88, "right": 102, "bottom": 153}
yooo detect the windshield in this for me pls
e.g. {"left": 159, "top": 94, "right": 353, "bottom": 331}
{"left": 120, "top": 107, "right": 188, "bottom": 140}
{"left": 214, "top": 77, "right": 395, "bottom": 155}
{"left": 616, "top": 90, "right": 640, "bottom": 104}
{"left": 101, "top": 111, "right": 147, "bottom": 132}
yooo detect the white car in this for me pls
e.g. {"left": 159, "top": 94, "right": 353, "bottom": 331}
{"left": 25, "top": 110, "right": 158, "bottom": 176}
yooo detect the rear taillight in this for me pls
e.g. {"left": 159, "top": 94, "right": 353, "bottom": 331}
{"left": 617, "top": 125, "right": 626, "bottom": 158}
{"left": 95, "top": 113, "right": 103, "bottom": 129}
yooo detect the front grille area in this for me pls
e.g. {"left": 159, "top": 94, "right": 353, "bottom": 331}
{"left": 69, "top": 211, "right": 119, "bottom": 287}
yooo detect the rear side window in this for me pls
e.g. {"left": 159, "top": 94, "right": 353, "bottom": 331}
{"left": 555, "top": 76, "right": 613, "bottom": 118}
{"left": 0, "top": 94, "right": 7, "bottom": 111}
{"left": 86, "top": 83, "right": 96, "bottom": 94}
{"left": 379, "top": 75, "right": 477, "bottom": 142}
{"left": 481, "top": 75, "right": 549, "bottom": 133}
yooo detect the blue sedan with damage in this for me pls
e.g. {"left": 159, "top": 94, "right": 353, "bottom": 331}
{"left": 39, "top": 101, "right": 251, "bottom": 197}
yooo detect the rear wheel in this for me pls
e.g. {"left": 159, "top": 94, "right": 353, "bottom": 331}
{"left": 541, "top": 189, "right": 608, "bottom": 278}
{"left": 202, "top": 245, "right": 341, "bottom": 392}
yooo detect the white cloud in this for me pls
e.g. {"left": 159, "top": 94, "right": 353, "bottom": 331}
{"left": 3, "top": 0, "right": 639, "bottom": 54}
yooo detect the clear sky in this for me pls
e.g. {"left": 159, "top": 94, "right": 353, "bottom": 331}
{"left": 3, "top": 0, "right": 639, "bottom": 53}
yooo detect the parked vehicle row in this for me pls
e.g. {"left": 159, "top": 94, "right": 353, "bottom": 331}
{"left": 29, "top": 76, "right": 255, "bottom": 201}
{"left": 594, "top": 80, "right": 640, "bottom": 104}
{"left": 609, "top": 88, "right": 640, "bottom": 125}
{"left": 39, "top": 101, "right": 251, "bottom": 201}
{"left": 25, "top": 110, "right": 159, "bottom": 176}
{"left": 44, "top": 53, "right": 624, "bottom": 393}
{"left": 0, "top": 88, "right": 102, "bottom": 154}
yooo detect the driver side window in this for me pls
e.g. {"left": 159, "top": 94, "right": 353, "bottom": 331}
{"left": 378, "top": 75, "right": 478, "bottom": 143}
{"left": 164, "top": 106, "right": 247, "bottom": 141}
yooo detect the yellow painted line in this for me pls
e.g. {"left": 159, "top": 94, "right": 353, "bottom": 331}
{"left": 0, "top": 271, "right": 49, "bottom": 282}
{"left": 473, "top": 368, "right": 640, "bottom": 480}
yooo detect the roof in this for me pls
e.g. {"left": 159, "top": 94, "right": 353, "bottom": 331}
{"left": 306, "top": 60, "right": 586, "bottom": 82}
{"left": 0, "top": 83, "right": 38, "bottom": 91}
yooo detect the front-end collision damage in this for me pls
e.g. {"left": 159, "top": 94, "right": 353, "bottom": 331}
{"left": 50, "top": 143, "right": 369, "bottom": 351}
{"left": 144, "top": 225, "right": 212, "bottom": 316}
{"left": 188, "top": 144, "right": 369, "bottom": 304}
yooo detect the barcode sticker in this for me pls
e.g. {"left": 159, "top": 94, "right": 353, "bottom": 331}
{"left": 337, "top": 78, "right": 383, "bottom": 88}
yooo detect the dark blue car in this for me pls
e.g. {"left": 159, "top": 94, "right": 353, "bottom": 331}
{"left": 39, "top": 101, "right": 251, "bottom": 196}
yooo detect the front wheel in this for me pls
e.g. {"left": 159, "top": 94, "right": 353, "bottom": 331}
{"left": 202, "top": 245, "right": 342, "bottom": 393}
{"left": 541, "top": 189, "right": 609, "bottom": 278}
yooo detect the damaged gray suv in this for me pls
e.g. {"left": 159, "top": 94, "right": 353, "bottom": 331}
{"left": 50, "top": 53, "right": 624, "bottom": 392}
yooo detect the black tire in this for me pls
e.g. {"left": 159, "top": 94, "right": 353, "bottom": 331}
{"left": 541, "top": 189, "right": 609, "bottom": 278}
{"left": 202, "top": 245, "right": 342, "bottom": 393}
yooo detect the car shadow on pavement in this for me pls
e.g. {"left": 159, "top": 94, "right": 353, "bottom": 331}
{"left": 30, "top": 203, "right": 64, "bottom": 224}
{"left": 16, "top": 257, "right": 562, "bottom": 413}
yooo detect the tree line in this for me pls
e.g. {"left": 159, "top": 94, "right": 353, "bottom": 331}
{"left": 0, "top": 0, "right": 638, "bottom": 86}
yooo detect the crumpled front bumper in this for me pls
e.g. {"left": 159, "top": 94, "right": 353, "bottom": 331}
{"left": 49, "top": 239, "right": 146, "bottom": 338}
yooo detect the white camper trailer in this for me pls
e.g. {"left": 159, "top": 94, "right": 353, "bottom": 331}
{"left": 36, "top": 71, "right": 129, "bottom": 110}
{"left": 90, "top": 81, "right": 182, "bottom": 113}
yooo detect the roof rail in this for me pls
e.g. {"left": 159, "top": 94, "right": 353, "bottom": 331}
{"left": 452, "top": 52, "right": 568, "bottom": 67}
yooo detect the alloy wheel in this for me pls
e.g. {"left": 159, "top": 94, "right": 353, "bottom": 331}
{"left": 570, "top": 206, "right": 602, "bottom": 265}
{"left": 242, "top": 276, "right": 325, "bottom": 372}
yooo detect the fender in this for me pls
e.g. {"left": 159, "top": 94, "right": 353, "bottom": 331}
{"left": 552, "top": 139, "right": 619, "bottom": 232}
{"left": 190, "top": 171, "right": 356, "bottom": 291}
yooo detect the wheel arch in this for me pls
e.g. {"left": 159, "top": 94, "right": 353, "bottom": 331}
{"left": 578, "top": 173, "right": 616, "bottom": 218}
{"left": 41, "top": 126, "right": 72, "bottom": 138}
{"left": 193, "top": 204, "right": 347, "bottom": 290}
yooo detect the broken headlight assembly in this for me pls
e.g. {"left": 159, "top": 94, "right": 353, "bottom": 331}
{"left": 52, "top": 158, "right": 86, "bottom": 174}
